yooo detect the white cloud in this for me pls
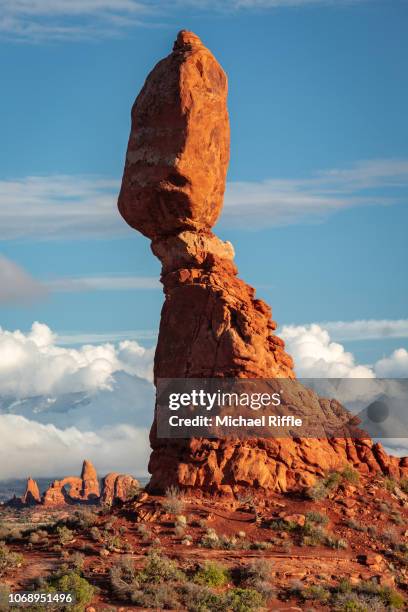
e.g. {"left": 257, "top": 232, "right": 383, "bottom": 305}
{"left": 375, "top": 349, "right": 408, "bottom": 378}
{"left": 46, "top": 275, "right": 160, "bottom": 292}
{"left": 222, "top": 158, "right": 408, "bottom": 229}
{"left": 281, "top": 322, "right": 408, "bottom": 379}
{"left": 0, "top": 414, "right": 149, "bottom": 479}
{"left": 0, "top": 175, "right": 127, "bottom": 240}
{"left": 1, "top": 160, "right": 405, "bottom": 240}
{"left": 0, "top": 321, "right": 154, "bottom": 398}
{"left": 0, "top": 0, "right": 153, "bottom": 41}
{"left": 281, "top": 323, "right": 375, "bottom": 378}
{"left": 0, "top": 255, "right": 46, "bottom": 304}
{"left": 318, "top": 319, "right": 408, "bottom": 342}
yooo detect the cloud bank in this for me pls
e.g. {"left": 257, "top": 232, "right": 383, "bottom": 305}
{"left": 0, "top": 321, "right": 154, "bottom": 398}
{"left": 0, "top": 320, "right": 407, "bottom": 480}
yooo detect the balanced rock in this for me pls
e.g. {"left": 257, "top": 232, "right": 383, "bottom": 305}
{"left": 21, "top": 477, "right": 41, "bottom": 505}
{"left": 118, "top": 30, "right": 230, "bottom": 239}
{"left": 118, "top": 31, "right": 408, "bottom": 494}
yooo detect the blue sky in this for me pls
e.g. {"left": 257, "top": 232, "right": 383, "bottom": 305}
{"left": 0, "top": 0, "right": 408, "bottom": 479}
{"left": 0, "top": 0, "right": 408, "bottom": 362}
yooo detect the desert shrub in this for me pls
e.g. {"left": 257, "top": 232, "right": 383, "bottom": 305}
{"left": 0, "top": 542, "right": 23, "bottom": 577}
{"left": 399, "top": 477, "right": 408, "bottom": 494}
{"left": 89, "top": 526, "right": 102, "bottom": 542}
{"left": 72, "top": 509, "right": 98, "bottom": 530}
{"left": 139, "top": 551, "right": 184, "bottom": 584}
{"left": 302, "top": 584, "right": 331, "bottom": 603}
{"left": 105, "top": 533, "right": 123, "bottom": 552}
{"left": 175, "top": 514, "right": 187, "bottom": 528}
{"left": 194, "top": 562, "right": 230, "bottom": 587}
{"left": 332, "top": 581, "right": 405, "bottom": 611}
{"left": 250, "top": 540, "right": 272, "bottom": 550}
{"left": 333, "top": 592, "right": 372, "bottom": 611}
{"left": 381, "top": 527, "right": 399, "bottom": 546}
{"left": 384, "top": 477, "right": 397, "bottom": 493}
{"left": 306, "top": 511, "right": 329, "bottom": 526}
{"left": 175, "top": 525, "right": 185, "bottom": 537}
{"left": 341, "top": 466, "right": 360, "bottom": 485}
{"left": 181, "top": 583, "right": 225, "bottom": 612}
{"left": 270, "top": 518, "right": 297, "bottom": 532}
{"left": 391, "top": 511, "right": 403, "bottom": 525}
{"left": 137, "top": 523, "right": 152, "bottom": 542}
{"left": 52, "top": 571, "right": 94, "bottom": 612}
{"left": 200, "top": 528, "right": 219, "bottom": 548}
{"left": 0, "top": 583, "right": 10, "bottom": 612}
{"left": 241, "top": 559, "right": 273, "bottom": 585}
{"left": 29, "top": 529, "right": 49, "bottom": 545}
{"left": 65, "top": 552, "right": 85, "bottom": 573}
{"left": 345, "top": 519, "right": 366, "bottom": 532}
{"left": 162, "top": 485, "right": 185, "bottom": 515}
{"left": 110, "top": 553, "right": 184, "bottom": 604}
{"left": 224, "top": 587, "right": 265, "bottom": 612}
{"left": 110, "top": 556, "right": 138, "bottom": 600}
{"left": 306, "top": 471, "right": 343, "bottom": 501}
{"left": 6, "top": 528, "right": 23, "bottom": 543}
{"left": 130, "top": 583, "right": 179, "bottom": 609}
{"left": 56, "top": 526, "right": 74, "bottom": 545}
{"left": 182, "top": 535, "right": 193, "bottom": 546}
{"left": 326, "top": 536, "right": 348, "bottom": 550}
{"left": 377, "top": 500, "right": 391, "bottom": 513}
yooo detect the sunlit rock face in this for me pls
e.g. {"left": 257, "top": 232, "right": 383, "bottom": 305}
{"left": 119, "top": 31, "right": 408, "bottom": 495}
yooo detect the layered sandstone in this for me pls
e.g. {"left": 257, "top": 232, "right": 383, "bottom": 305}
{"left": 118, "top": 30, "right": 408, "bottom": 494}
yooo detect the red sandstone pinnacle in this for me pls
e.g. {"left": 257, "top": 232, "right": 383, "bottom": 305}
{"left": 21, "top": 477, "right": 41, "bottom": 505}
{"left": 118, "top": 32, "right": 408, "bottom": 494}
{"left": 118, "top": 30, "right": 230, "bottom": 239}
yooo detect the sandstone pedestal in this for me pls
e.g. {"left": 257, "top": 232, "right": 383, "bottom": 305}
{"left": 118, "top": 31, "right": 408, "bottom": 494}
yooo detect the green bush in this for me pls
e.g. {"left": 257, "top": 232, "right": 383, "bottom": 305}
{"left": 0, "top": 542, "right": 23, "bottom": 577}
{"left": 306, "top": 511, "right": 329, "bottom": 526}
{"left": 302, "top": 584, "right": 331, "bottom": 603}
{"left": 341, "top": 466, "right": 360, "bottom": 485}
{"left": 194, "top": 562, "right": 230, "bottom": 587}
{"left": 56, "top": 526, "right": 74, "bottom": 545}
{"left": 130, "top": 583, "right": 179, "bottom": 609}
{"left": 224, "top": 588, "right": 265, "bottom": 612}
{"left": 181, "top": 584, "right": 225, "bottom": 612}
{"left": 52, "top": 571, "right": 94, "bottom": 612}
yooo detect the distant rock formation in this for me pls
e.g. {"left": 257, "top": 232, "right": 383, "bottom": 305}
{"left": 42, "top": 459, "right": 99, "bottom": 506}
{"left": 12, "top": 460, "right": 138, "bottom": 508}
{"left": 101, "top": 473, "right": 140, "bottom": 505}
{"left": 21, "top": 477, "right": 41, "bottom": 505}
{"left": 118, "top": 30, "right": 408, "bottom": 494}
